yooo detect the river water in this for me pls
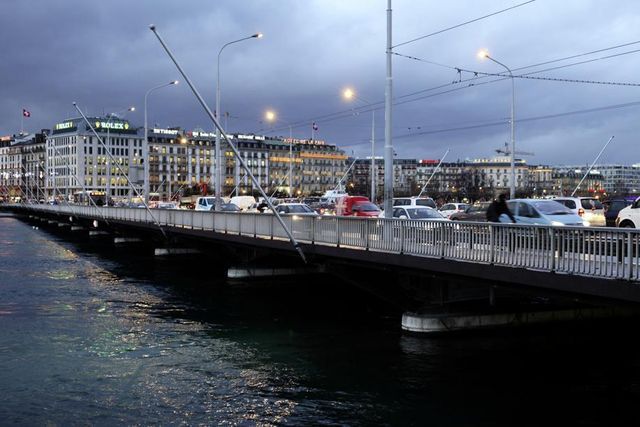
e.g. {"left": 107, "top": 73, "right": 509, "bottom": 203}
{"left": 1, "top": 213, "right": 640, "bottom": 426}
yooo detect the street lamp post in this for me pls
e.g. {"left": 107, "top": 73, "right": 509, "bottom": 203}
{"left": 265, "top": 110, "right": 294, "bottom": 197}
{"left": 479, "top": 49, "right": 516, "bottom": 199}
{"left": 144, "top": 80, "right": 178, "bottom": 203}
{"left": 215, "top": 32, "right": 262, "bottom": 211}
{"left": 343, "top": 88, "right": 376, "bottom": 202}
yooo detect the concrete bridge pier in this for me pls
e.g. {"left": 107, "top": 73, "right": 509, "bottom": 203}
{"left": 154, "top": 248, "right": 200, "bottom": 256}
{"left": 402, "top": 306, "right": 640, "bottom": 333}
{"left": 227, "top": 265, "right": 325, "bottom": 279}
{"left": 114, "top": 237, "right": 144, "bottom": 244}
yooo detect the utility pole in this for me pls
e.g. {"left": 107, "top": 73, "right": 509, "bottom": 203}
{"left": 383, "top": 0, "right": 394, "bottom": 217}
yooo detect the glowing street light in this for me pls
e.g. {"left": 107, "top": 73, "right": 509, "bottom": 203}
{"left": 478, "top": 49, "right": 516, "bottom": 199}
{"left": 343, "top": 87, "right": 376, "bottom": 202}
{"left": 264, "top": 109, "right": 294, "bottom": 197}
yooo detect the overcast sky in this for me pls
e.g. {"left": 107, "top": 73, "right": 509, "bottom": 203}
{"left": 2, "top": 0, "right": 639, "bottom": 165}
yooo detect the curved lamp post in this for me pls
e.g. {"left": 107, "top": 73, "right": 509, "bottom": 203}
{"left": 478, "top": 49, "right": 516, "bottom": 199}
{"left": 215, "top": 32, "right": 263, "bottom": 210}
{"left": 343, "top": 87, "right": 376, "bottom": 202}
{"left": 265, "top": 110, "right": 294, "bottom": 197}
{"left": 144, "top": 80, "right": 178, "bottom": 202}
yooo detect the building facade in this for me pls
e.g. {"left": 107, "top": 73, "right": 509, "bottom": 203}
{"left": 46, "top": 116, "right": 143, "bottom": 202}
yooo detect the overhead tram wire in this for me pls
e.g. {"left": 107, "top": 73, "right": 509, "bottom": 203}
{"left": 265, "top": 40, "right": 640, "bottom": 135}
{"left": 392, "top": 0, "right": 536, "bottom": 49}
{"left": 340, "top": 99, "right": 640, "bottom": 147}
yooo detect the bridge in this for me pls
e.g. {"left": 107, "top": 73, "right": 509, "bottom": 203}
{"left": 6, "top": 204, "right": 640, "bottom": 308}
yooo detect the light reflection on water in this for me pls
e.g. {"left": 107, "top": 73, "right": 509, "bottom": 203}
{"left": 3, "top": 215, "right": 640, "bottom": 425}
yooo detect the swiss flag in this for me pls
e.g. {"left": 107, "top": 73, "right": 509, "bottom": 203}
{"left": 22, "top": 109, "right": 31, "bottom": 118}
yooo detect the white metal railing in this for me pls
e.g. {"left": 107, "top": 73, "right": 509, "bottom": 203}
{"left": 14, "top": 204, "right": 640, "bottom": 282}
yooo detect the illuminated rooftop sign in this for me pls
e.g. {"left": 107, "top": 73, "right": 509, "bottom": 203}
{"left": 55, "top": 122, "right": 74, "bottom": 131}
{"left": 96, "top": 121, "right": 130, "bottom": 131}
{"left": 152, "top": 128, "right": 179, "bottom": 135}
{"left": 283, "top": 137, "right": 325, "bottom": 146}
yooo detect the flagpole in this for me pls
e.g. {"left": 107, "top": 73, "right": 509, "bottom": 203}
{"left": 21, "top": 111, "right": 23, "bottom": 135}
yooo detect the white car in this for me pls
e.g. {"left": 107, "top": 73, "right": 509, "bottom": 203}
{"left": 195, "top": 196, "right": 216, "bottom": 211}
{"left": 552, "top": 197, "right": 606, "bottom": 227}
{"left": 266, "top": 203, "right": 319, "bottom": 217}
{"left": 388, "top": 206, "right": 447, "bottom": 221}
{"left": 392, "top": 197, "right": 437, "bottom": 209}
{"left": 616, "top": 197, "right": 640, "bottom": 228}
{"left": 438, "top": 202, "right": 470, "bottom": 218}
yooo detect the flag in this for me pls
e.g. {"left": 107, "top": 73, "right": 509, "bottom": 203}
{"left": 22, "top": 109, "right": 31, "bottom": 118}
{"left": 312, "top": 122, "right": 318, "bottom": 131}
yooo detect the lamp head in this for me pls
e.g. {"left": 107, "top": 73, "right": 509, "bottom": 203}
{"left": 342, "top": 88, "right": 355, "bottom": 100}
{"left": 171, "top": 80, "right": 179, "bottom": 85}
{"left": 477, "top": 49, "right": 490, "bottom": 60}
{"left": 253, "top": 33, "right": 263, "bottom": 38}
{"left": 128, "top": 106, "right": 136, "bottom": 112}
{"left": 265, "top": 110, "right": 276, "bottom": 122}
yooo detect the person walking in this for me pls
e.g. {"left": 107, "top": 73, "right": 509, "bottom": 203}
{"left": 486, "top": 194, "right": 516, "bottom": 223}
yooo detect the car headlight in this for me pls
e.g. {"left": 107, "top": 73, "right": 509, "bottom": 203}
{"left": 582, "top": 220, "right": 590, "bottom": 227}
{"left": 551, "top": 221, "right": 565, "bottom": 226}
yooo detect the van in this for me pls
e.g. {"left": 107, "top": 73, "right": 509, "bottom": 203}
{"left": 552, "top": 197, "right": 606, "bottom": 227}
{"left": 335, "top": 196, "right": 381, "bottom": 217}
{"left": 392, "top": 197, "right": 437, "bottom": 209}
{"left": 229, "top": 195, "right": 257, "bottom": 211}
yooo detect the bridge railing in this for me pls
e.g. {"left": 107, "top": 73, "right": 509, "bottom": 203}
{"left": 15, "top": 204, "right": 640, "bottom": 282}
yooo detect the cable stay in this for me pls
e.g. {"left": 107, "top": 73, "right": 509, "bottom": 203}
{"left": 150, "top": 25, "right": 307, "bottom": 263}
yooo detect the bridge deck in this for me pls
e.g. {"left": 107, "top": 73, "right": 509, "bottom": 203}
{"left": 9, "top": 203, "right": 640, "bottom": 304}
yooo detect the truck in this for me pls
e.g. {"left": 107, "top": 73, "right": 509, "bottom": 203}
{"left": 335, "top": 196, "right": 381, "bottom": 217}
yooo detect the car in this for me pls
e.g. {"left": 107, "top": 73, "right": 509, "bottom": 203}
{"left": 220, "top": 203, "right": 241, "bottom": 212}
{"left": 552, "top": 197, "right": 605, "bottom": 227}
{"left": 268, "top": 203, "right": 319, "bottom": 217}
{"left": 603, "top": 198, "right": 633, "bottom": 227}
{"left": 195, "top": 196, "right": 216, "bottom": 211}
{"left": 504, "top": 199, "right": 586, "bottom": 226}
{"left": 449, "top": 202, "right": 492, "bottom": 222}
{"left": 390, "top": 206, "right": 448, "bottom": 221}
{"left": 392, "top": 196, "right": 437, "bottom": 209}
{"left": 438, "top": 202, "right": 470, "bottom": 218}
{"left": 156, "top": 202, "right": 179, "bottom": 209}
{"left": 616, "top": 197, "right": 640, "bottom": 228}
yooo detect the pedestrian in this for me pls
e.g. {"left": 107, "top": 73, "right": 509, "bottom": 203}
{"left": 257, "top": 200, "right": 269, "bottom": 213}
{"left": 486, "top": 193, "right": 516, "bottom": 223}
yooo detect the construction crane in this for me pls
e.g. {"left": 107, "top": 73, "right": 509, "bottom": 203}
{"left": 495, "top": 141, "right": 534, "bottom": 156}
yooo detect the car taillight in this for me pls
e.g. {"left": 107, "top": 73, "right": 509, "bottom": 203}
{"left": 578, "top": 208, "right": 585, "bottom": 216}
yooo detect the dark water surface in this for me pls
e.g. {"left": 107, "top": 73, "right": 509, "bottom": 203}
{"left": 2, "top": 214, "right": 640, "bottom": 426}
